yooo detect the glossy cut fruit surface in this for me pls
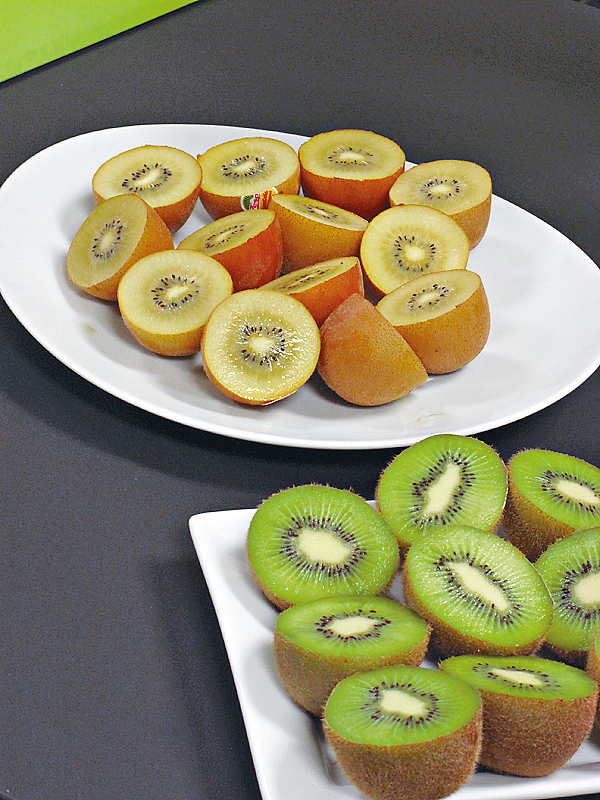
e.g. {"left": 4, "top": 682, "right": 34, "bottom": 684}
{"left": 317, "top": 293, "right": 428, "bottom": 406}
{"left": 389, "top": 159, "right": 492, "bottom": 248}
{"left": 268, "top": 193, "right": 368, "bottom": 270}
{"left": 299, "top": 129, "right": 406, "bottom": 220}
{"left": 117, "top": 249, "right": 232, "bottom": 356}
{"left": 66, "top": 194, "right": 174, "bottom": 301}
{"left": 360, "top": 204, "right": 470, "bottom": 296}
{"left": 197, "top": 137, "right": 301, "bottom": 219}
{"left": 177, "top": 209, "right": 283, "bottom": 291}
{"left": 201, "top": 289, "right": 320, "bottom": 405}
{"left": 246, "top": 484, "right": 401, "bottom": 609}
{"left": 376, "top": 269, "right": 490, "bottom": 373}
{"left": 92, "top": 144, "right": 202, "bottom": 233}
{"left": 262, "top": 256, "right": 364, "bottom": 326}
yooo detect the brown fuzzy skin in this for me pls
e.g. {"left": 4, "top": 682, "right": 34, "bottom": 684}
{"left": 273, "top": 623, "right": 431, "bottom": 716}
{"left": 503, "top": 455, "right": 577, "bottom": 562}
{"left": 402, "top": 569, "right": 546, "bottom": 659}
{"left": 317, "top": 294, "right": 428, "bottom": 406}
{"left": 477, "top": 686, "right": 598, "bottom": 777}
{"left": 323, "top": 704, "right": 482, "bottom": 800}
{"left": 586, "top": 632, "right": 600, "bottom": 684}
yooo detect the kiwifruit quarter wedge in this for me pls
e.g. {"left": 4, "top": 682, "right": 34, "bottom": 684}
{"left": 66, "top": 194, "right": 174, "bottom": 301}
{"left": 359, "top": 204, "right": 470, "bottom": 296}
{"left": 323, "top": 664, "right": 482, "bottom": 800}
{"left": 440, "top": 654, "right": 598, "bottom": 777}
{"left": 376, "top": 433, "right": 508, "bottom": 555}
{"left": 92, "top": 144, "right": 202, "bottom": 233}
{"left": 376, "top": 270, "right": 490, "bottom": 374}
{"left": 389, "top": 159, "right": 492, "bottom": 249}
{"left": 402, "top": 525, "right": 553, "bottom": 657}
{"left": 274, "top": 594, "right": 430, "bottom": 715}
{"left": 503, "top": 448, "right": 600, "bottom": 561}
{"left": 535, "top": 527, "right": 600, "bottom": 666}
{"left": 246, "top": 485, "right": 400, "bottom": 609}
{"left": 197, "top": 137, "right": 301, "bottom": 219}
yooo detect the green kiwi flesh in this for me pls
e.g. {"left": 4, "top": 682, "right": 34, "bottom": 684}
{"left": 440, "top": 653, "right": 598, "bottom": 777}
{"left": 323, "top": 664, "right": 482, "bottom": 800}
{"left": 535, "top": 527, "right": 600, "bottom": 665}
{"left": 274, "top": 594, "right": 430, "bottom": 714}
{"left": 403, "top": 526, "right": 553, "bottom": 657}
{"left": 246, "top": 485, "right": 400, "bottom": 609}
{"left": 503, "top": 449, "right": 600, "bottom": 560}
{"left": 376, "top": 433, "right": 508, "bottom": 554}
{"left": 359, "top": 204, "right": 470, "bottom": 295}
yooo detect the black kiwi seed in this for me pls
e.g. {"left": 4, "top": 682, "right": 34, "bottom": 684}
{"left": 121, "top": 162, "right": 173, "bottom": 193}
{"left": 91, "top": 219, "right": 124, "bottom": 260}
{"left": 150, "top": 275, "right": 199, "bottom": 309}
{"left": 203, "top": 223, "right": 247, "bottom": 249}
{"left": 423, "top": 177, "right": 461, "bottom": 200}
{"left": 221, "top": 154, "right": 267, "bottom": 180}
{"left": 406, "top": 283, "right": 450, "bottom": 310}
{"left": 238, "top": 323, "right": 287, "bottom": 366}
{"left": 328, "top": 145, "right": 373, "bottom": 167}
{"left": 393, "top": 235, "right": 436, "bottom": 269}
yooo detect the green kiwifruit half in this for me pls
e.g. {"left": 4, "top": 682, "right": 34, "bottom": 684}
{"left": 274, "top": 595, "right": 430, "bottom": 714}
{"left": 359, "top": 204, "right": 470, "bottom": 295}
{"left": 246, "top": 485, "right": 400, "bottom": 609}
{"left": 403, "top": 526, "right": 553, "bottom": 656}
{"left": 440, "top": 653, "right": 598, "bottom": 777}
{"left": 504, "top": 449, "right": 600, "bottom": 561}
{"left": 376, "top": 433, "right": 508, "bottom": 553}
{"left": 535, "top": 527, "right": 600, "bottom": 664}
{"left": 440, "top": 653, "right": 597, "bottom": 701}
{"left": 323, "top": 665, "right": 482, "bottom": 800}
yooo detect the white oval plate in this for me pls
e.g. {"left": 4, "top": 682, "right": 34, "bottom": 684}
{"left": 1, "top": 123, "right": 599, "bottom": 450}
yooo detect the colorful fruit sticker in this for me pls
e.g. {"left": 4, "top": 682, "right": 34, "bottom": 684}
{"left": 241, "top": 187, "right": 278, "bottom": 211}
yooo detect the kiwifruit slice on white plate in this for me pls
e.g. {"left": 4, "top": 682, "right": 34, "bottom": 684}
{"left": 535, "top": 527, "right": 600, "bottom": 666}
{"left": 359, "top": 204, "right": 470, "bottom": 296}
{"left": 323, "top": 664, "right": 482, "bottom": 800}
{"left": 268, "top": 193, "right": 368, "bottom": 271}
{"left": 376, "top": 269, "right": 490, "bottom": 373}
{"left": 389, "top": 159, "right": 492, "bottom": 249}
{"left": 92, "top": 144, "right": 203, "bottom": 233}
{"left": 66, "top": 194, "right": 174, "bottom": 301}
{"left": 440, "top": 653, "right": 598, "bottom": 777}
{"left": 117, "top": 249, "right": 233, "bottom": 357}
{"left": 402, "top": 525, "right": 553, "bottom": 658}
{"left": 200, "top": 288, "right": 320, "bottom": 405}
{"left": 262, "top": 256, "right": 364, "bottom": 326}
{"left": 246, "top": 484, "right": 401, "bottom": 609}
{"left": 503, "top": 449, "right": 600, "bottom": 561}
{"left": 298, "top": 129, "right": 405, "bottom": 220}
{"left": 177, "top": 208, "right": 283, "bottom": 292}
{"left": 196, "top": 137, "right": 301, "bottom": 220}
{"left": 273, "top": 594, "right": 431, "bottom": 715}
{"left": 376, "top": 433, "right": 508, "bottom": 555}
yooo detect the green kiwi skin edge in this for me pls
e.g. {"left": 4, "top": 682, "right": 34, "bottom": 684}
{"left": 440, "top": 654, "right": 598, "bottom": 777}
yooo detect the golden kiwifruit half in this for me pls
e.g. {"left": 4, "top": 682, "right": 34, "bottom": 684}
{"left": 201, "top": 289, "right": 320, "bottom": 405}
{"left": 360, "top": 204, "right": 470, "bottom": 296}
{"left": 376, "top": 269, "right": 490, "bottom": 373}
{"left": 389, "top": 159, "right": 492, "bottom": 249}
{"left": 117, "top": 250, "right": 233, "bottom": 357}
{"left": 299, "top": 129, "right": 405, "bottom": 220}
{"left": 92, "top": 144, "right": 203, "bottom": 233}
{"left": 268, "top": 193, "right": 368, "bottom": 271}
{"left": 197, "top": 137, "right": 301, "bottom": 219}
{"left": 66, "top": 194, "right": 174, "bottom": 301}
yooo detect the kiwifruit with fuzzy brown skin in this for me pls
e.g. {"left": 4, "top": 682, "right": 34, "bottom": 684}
{"left": 587, "top": 629, "right": 600, "bottom": 684}
{"left": 403, "top": 525, "right": 553, "bottom": 658}
{"left": 376, "top": 270, "right": 490, "bottom": 374}
{"left": 323, "top": 664, "right": 482, "bottom": 800}
{"left": 67, "top": 194, "right": 174, "bottom": 301}
{"left": 389, "top": 160, "right": 492, "bottom": 249}
{"left": 197, "top": 137, "right": 301, "bottom": 219}
{"left": 92, "top": 144, "right": 202, "bottom": 233}
{"left": 441, "top": 653, "right": 598, "bottom": 777}
{"left": 299, "top": 129, "right": 406, "bottom": 220}
{"left": 274, "top": 595, "right": 431, "bottom": 715}
{"left": 317, "top": 293, "right": 428, "bottom": 406}
{"left": 503, "top": 449, "right": 600, "bottom": 561}
{"left": 246, "top": 485, "right": 401, "bottom": 610}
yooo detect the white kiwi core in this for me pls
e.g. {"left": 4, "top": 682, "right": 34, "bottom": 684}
{"left": 329, "top": 616, "right": 379, "bottom": 637}
{"left": 574, "top": 573, "right": 600, "bottom": 606}
{"left": 422, "top": 463, "right": 461, "bottom": 516}
{"left": 380, "top": 688, "right": 426, "bottom": 717}
{"left": 555, "top": 479, "right": 600, "bottom": 507}
{"left": 490, "top": 668, "right": 543, "bottom": 687}
{"left": 297, "top": 529, "right": 352, "bottom": 564}
{"left": 449, "top": 562, "right": 510, "bottom": 613}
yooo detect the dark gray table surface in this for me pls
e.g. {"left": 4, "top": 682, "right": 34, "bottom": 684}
{"left": 1, "top": 1, "right": 599, "bottom": 798}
